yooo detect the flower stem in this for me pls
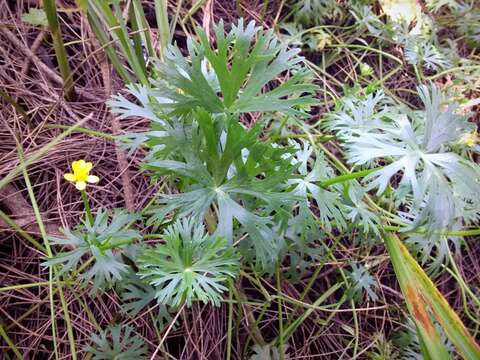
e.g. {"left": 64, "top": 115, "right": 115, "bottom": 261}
{"left": 81, "top": 190, "right": 93, "bottom": 225}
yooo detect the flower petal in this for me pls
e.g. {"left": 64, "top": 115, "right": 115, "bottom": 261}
{"left": 64, "top": 173, "right": 76, "bottom": 182}
{"left": 85, "top": 162, "right": 93, "bottom": 172}
{"left": 75, "top": 181, "right": 87, "bottom": 191}
{"left": 71, "top": 160, "right": 80, "bottom": 172}
{"left": 75, "top": 160, "right": 86, "bottom": 172}
{"left": 87, "top": 175, "right": 99, "bottom": 184}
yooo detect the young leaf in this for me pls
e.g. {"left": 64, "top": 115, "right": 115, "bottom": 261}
{"left": 118, "top": 271, "right": 157, "bottom": 317}
{"left": 137, "top": 218, "right": 240, "bottom": 307}
{"left": 288, "top": 140, "right": 346, "bottom": 232}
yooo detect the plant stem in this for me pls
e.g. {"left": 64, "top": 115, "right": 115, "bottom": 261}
{"left": 81, "top": 190, "right": 94, "bottom": 226}
{"left": 382, "top": 225, "right": 480, "bottom": 237}
{"left": 0, "top": 281, "right": 71, "bottom": 293}
{"left": 102, "top": 238, "right": 135, "bottom": 250}
{"left": 226, "top": 280, "right": 234, "bottom": 360}
{"left": 0, "top": 209, "right": 46, "bottom": 253}
{"left": 18, "top": 146, "right": 60, "bottom": 360}
{"left": 319, "top": 167, "right": 382, "bottom": 187}
{"left": 276, "top": 264, "right": 285, "bottom": 360}
{"left": 0, "top": 323, "right": 24, "bottom": 360}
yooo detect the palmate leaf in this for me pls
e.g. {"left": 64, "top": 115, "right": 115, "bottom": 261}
{"left": 44, "top": 209, "right": 141, "bottom": 294}
{"left": 344, "top": 186, "right": 381, "bottom": 236}
{"left": 288, "top": 140, "right": 346, "bottom": 232}
{"left": 149, "top": 19, "right": 316, "bottom": 116}
{"left": 404, "top": 40, "right": 451, "bottom": 72}
{"left": 350, "top": 5, "right": 384, "bottom": 37}
{"left": 346, "top": 263, "right": 379, "bottom": 302}
{"left": 405, "top": 231, "right": 462, "bottom": 273}
{"left": 109, "top": 83, "right": 167, "bottom": 123}
{"left": 325, "top": 84, "right": 480, "bottom": 270}
{"left": 117, "top": 271, "right": 174, "bottom": 330}
{"left": 344, "top": 85, "right": 479, "bottom": 232}
{"left": 107, "top": 20, "right": 315, "bottom": 271}
{"left": 322, "top": 89, "right": 396, "bottom": 138}
{"left": 457, "top": 4, "right": 480, "bottom": 47}
{"left": 144, "top": 112, "right": 298, "bottom": 270}
{"left": 85, "top": 325, "right": 147, "bottom": 360}
{"left": 118, "top": 271, "right": 157, "bottom": 317}
{"left": 292, "top": 0, "right": 344, "bottom": 26}
{"left": 137, "top": 219, "right": 240, "bottom": 307}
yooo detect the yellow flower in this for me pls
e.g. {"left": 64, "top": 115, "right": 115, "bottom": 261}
{"left": 64, "top": 160, "right": 99, "bottom": 191}
{"left": 460, "top": 131, "right": 478, "bottom": 147}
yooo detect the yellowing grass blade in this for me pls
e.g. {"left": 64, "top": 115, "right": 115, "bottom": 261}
{"left": 384, "top": 233, "right": 450, "bottom": 359}
{"left": 384, "top": 233, "right": 480, "bottom": 360}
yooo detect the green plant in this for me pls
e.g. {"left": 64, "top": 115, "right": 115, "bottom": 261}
{"left": 289, "top": 0, "right": 345, "bottom": 26}
{"left": 108, "top": 20, "right": 317, "bottom": 271}
{"left": 138, "top": 219, "right": 240, "bottom": 307}
{"left": 35, "top": 15, "right": 479, "bottom": 358}
{"left": 456, "top": 3, "right": 480, "bottom": 47}
{"left": 327, "top": 84, "right": 479, "bottom": 269}
{"left": 346, "top": 263, "right": 378, "bottom": 302}
{"left": 85, "top": 325, "right": 147, "bottom": 359}
{"left": 44, "top": 209, "right": 141, "bottom": 294}
{"left": 145, "top": 19, "right": 316, "bottom": 116}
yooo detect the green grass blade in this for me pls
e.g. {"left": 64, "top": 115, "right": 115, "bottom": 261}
{"left": 128, "top": 2, "right": 148, "bottom": 73}
{"left": 86, "top": 9, "right": 134, "bottom": 84}
{"left": 131, "top": 0, "right": 155, "bottom": 58}
{"left": 43, "top": 0, "right": 75, "bottom": 99}
{"left": 0, "top": 322, "right": 24, "bottom": 359}
{"left": 89, "top": 0, "right": 148, "bottom": 84}
{"left": 18, "top": 145, "right": 77, "bottom": 360}
{"left": 154, "top": 0, "right": 170, "bottom": 59}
